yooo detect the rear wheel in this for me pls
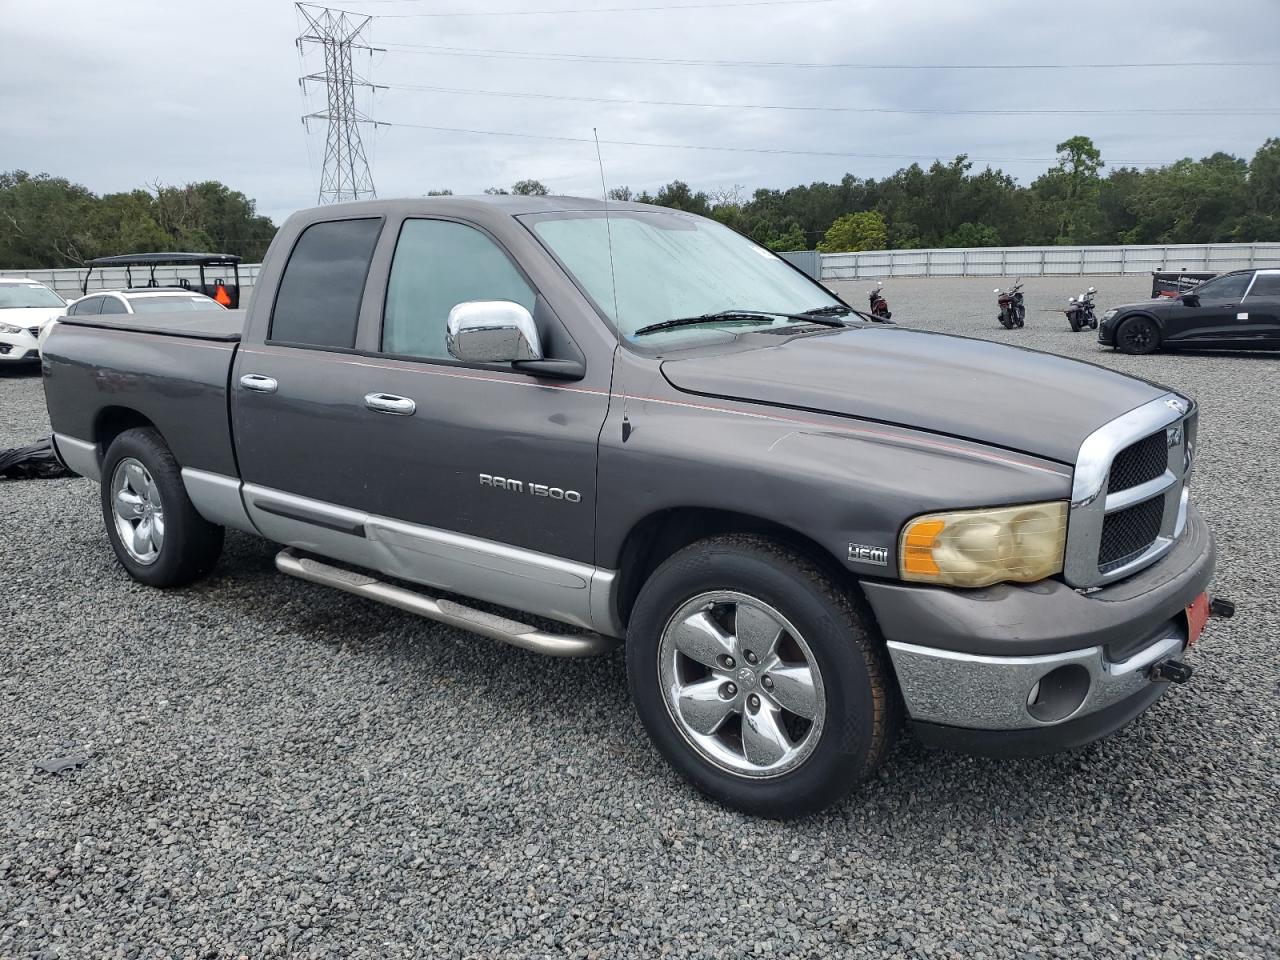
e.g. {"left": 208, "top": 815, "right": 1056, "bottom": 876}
{"left": 1068, "top": 311, "right": 1083, "bottom": 333}
{"left": 1116, "top": 315, "right": 1160, "bottom": 355}
{"left": 627, "top": 535, "right": 898, "bottom": 818}
{"left": 101, "top": 428, "right": 224, "bottom": 587}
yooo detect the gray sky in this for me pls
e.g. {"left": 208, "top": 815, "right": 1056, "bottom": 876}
{"left": 3, "top": 0, "right": 1277, "bottom": 223}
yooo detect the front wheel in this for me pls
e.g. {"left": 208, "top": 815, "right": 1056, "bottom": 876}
{"left": 627, "top": 536, "right": 898, "bottom": 818}
{"left": 101, "top": 427, "right": 224, "bottom": 587}
{"left": 1116, "top": 315, "right": 1161, "bottom": 355}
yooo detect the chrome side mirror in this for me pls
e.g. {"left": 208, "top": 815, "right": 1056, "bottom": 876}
{"left": 446, "top": 300, "right": 543, "bottom": 364}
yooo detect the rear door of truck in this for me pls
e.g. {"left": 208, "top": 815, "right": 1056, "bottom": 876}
{"left": 229, "top": 211, "right": 610, "bottom": 597}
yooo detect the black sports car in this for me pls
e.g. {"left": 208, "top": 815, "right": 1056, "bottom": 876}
{"left": 1099, "top": 269, "right": 1280, "bottom": 354}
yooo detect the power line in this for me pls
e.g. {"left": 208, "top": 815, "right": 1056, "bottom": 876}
{"left": 381, "top": 41, "right": 1280, "bottom": 70}
{"left": 372, "top": 118, "right": 1176, "bottom": 165}
{"left": 380, "top": 81, "right": 1280, "bottom": 117}
{"left": 331, "top": 0, "right": 835, "bottom": 15}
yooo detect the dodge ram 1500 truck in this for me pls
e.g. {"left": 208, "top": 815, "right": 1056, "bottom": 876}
{"left": 42, "top": 196, "right": 1231, "bottom": 817}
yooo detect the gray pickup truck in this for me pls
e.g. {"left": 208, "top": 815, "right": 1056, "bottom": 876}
{"left": 42, "top": 196, "right": 1230, "bottom": 817}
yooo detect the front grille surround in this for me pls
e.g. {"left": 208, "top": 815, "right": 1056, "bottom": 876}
{"left": 1064, "top": 394, "right": 1194, "bottom": 588}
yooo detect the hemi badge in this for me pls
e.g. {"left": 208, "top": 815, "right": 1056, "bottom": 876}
{"left": 848, "top": 543, "right": 889, "bottom": 566}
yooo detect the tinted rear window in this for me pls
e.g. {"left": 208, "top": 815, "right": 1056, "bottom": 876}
{"left": 270, "top": 218, "right": 382, "bottom": 348}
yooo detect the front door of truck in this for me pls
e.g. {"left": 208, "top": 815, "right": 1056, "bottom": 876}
{"left": 232, "top": 213, "right": 610, "bottom": 609}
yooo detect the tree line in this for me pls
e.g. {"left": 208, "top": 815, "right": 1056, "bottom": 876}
{"left": 4, "top": 135, "right": 1277, "bottom": 268}
{"left": 0, "top": 172, "right": 277, "bottom": 269}
{"left": 480, "top": 135, "right": 1279, "bottom": 253}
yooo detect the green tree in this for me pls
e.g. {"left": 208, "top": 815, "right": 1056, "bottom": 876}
{"left": 651, "top": 180, "right": 711, "bottom": 215}
{"left": 942, "top": 222, "right": 1001, "bottom": 247}
{"left": 765, "top": 221, "right": 807, "bottom": 252}
{"left": 817, "top": 211, "right": 887, "bottom": 252}
{"left": 511, "top": 179, "right": 549, "bottom": 196}
{"left": 1033, "top": 135, "right": 1105, "bottom": 243}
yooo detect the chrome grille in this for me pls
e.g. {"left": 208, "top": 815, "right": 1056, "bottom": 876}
{"left": 1107, "top": 432, "right": 1168, "bottom": 493}
{"left": 1064, "top": 394, "right": 1194, "bottom": 588}
{"left": 1099, "top": 497, "right": 1165, "bottom": 570}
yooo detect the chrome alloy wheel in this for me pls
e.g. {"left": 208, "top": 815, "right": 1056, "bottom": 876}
{"left": 657, "top": 591, "right": 826, "bottom": 778}
{"left": 110, "top": 457, "right": 165, "bottom": 565}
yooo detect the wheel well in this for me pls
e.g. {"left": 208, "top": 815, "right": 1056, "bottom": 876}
{"left": 94, "top": 407, "right": 158, "bottom": 461}
{"left": 613, "top": 507, "right": 851, "bottom": 629}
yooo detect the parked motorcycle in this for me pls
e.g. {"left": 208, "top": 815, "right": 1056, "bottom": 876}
{"left": 868, "top": 281, "right": 892, "bottom": 320}
{"left": 995, "top": 279, "right": 1026, "bottom": 329}
{"left": 1065, "top": 287, "right": 1098, "bottom": 332}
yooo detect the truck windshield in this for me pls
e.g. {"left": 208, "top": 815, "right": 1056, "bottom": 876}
{"left": 528, "top": 211, "right": 842, "bottom": 341}
{"left": 0, "top": 284, "right": 65, "bottom": 309}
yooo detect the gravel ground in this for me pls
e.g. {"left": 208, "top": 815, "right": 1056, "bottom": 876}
{"left": 2, "top": 278, "right": 1278, "bottom": 959}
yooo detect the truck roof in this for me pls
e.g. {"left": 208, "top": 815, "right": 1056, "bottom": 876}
{"left": 287, "top": 194, "right": 655, "bottom": 222}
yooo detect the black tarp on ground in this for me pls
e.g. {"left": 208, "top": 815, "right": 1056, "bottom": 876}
{"left": 0, "top": 436, "right": 73, "bottom": 479}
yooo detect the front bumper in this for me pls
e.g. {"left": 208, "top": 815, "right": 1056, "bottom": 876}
{"left": 1097, "top": 316, "right": 1118, "bottom": 346}
{"left": 0, "top": 330, "right": 40, "bottom": 362}
{"left": 863, "top": 503, "right": 1217, "bottom": 754}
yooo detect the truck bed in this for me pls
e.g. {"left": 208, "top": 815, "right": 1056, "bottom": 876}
{"left": 58, "top": 309, "right": 245, "bottom": 342}
{"left": 42, "top": 311, "right": 245, "bottom": 478}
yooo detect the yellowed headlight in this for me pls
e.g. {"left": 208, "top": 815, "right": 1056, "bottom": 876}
{"left": 899, "top": 501, "right": 1068, "bottom": 588}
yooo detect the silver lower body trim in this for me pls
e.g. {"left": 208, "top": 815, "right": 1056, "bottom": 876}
{"left": 242, "top": 483, "right": 623, "bottom": 638}
{"left": 276, "top": 549, "right": 617, "bottom": 658}
{"left": 887, "top": 629, "right": 1186, "bottom": 730}
{"left": 181, "top": 468, "right": 257, "bottom": 534}
{"left": 53, "top": 433, "right": 100, "bottom": 482}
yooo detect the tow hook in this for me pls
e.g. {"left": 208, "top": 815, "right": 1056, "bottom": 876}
{"left": 1150, "top": 659, "right": 1194, "bottom": 684}
{"left": 1209, "top": 597, "right": 1236, "bottom": 619}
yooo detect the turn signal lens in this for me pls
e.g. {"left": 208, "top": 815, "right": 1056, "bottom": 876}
{"left": 899, "top": 501, "right": 1068, "bottom": 588}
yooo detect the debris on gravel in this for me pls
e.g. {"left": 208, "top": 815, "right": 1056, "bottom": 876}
{"left": 1, "top": 276, "right": 1277, "bottom": 958}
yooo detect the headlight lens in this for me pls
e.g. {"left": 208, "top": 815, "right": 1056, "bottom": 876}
{"left": 0, "top": 322, "right": 24, "bottom": 335}
{"left": 899, "top": 501, "right": 1068, "bottom": 587}
{"left": 1101, "top": 309, "right": 1118, "bottom": 321}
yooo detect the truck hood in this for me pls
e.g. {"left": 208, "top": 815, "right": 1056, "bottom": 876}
{"left": 659, "top": 326, "right": 1167, "bottom": 464}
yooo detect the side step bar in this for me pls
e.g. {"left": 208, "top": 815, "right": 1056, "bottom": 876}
{"left": 275, "top": 548, "right": 619, "bottom": 658}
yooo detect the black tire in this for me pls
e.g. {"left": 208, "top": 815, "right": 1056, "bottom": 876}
{"left": 100, "top": 427, "right": 224, "bottom": 587}
{"left": 1089, "top": 317, "right": 1098, "bottom": 329}
{"left": 1068, "top": 312, "right": 1082, "bottom": 333}
{"left": 1014, "top": 305, "right": 1026, "bottom": 327}
{"left": 626, "top": 535, "right": 898, "bottom": 818}
{"left": 1116, "top": 315, "right": 1161, "bottom": 355}
{"left": 998, "top": 311, "right": 1013, "bottom": 329}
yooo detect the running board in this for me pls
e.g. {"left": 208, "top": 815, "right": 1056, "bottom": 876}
{"left": 274, "top": 548, "right": 618, "bottom": 658}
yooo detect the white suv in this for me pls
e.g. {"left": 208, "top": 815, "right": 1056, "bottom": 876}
{"left": 0, "top": 278, "right": 67, "bottom": 364}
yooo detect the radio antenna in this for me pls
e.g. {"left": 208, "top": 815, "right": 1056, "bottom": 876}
{"left": 593, "top": 128, "right": 622, "bottom": 338}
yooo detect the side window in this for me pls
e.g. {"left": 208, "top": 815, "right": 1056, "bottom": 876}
{"left": 1193, "top": 273, "right": 1250, "bottom": 301}
{"left": 270, "top": 218, "right": 382, "bottom": 349}
{"left": 99, "top": 297, "right": 127, "bottom": 315}
{"left": 70, "top": 297, "right": 103, "bottom": 316}
{"left": 1245, "top": 273, "right": 1280, "bottom": 299}
{"left": 382, "top": 219, "right": 537, "bottom": 361}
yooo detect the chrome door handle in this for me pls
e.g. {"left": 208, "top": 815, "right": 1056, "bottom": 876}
{"left": 364, "top": 392, "right": 416, "bottom": 416}
{"left": 240, "top": 374, "right": 278, "bottom": 394}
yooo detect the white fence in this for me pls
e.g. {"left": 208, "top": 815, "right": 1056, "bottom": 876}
{"left": 0, "top": 263, "right": 261, "bottom": 301}
{"left": 820, "top": 242, "right": 1280, "bottom": 281}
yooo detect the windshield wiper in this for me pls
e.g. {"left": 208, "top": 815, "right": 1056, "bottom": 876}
{"left": 632, "top": 311, "right": 783, "bottom": 337}
{"left": 633, "top": 307, "right": 860, "bottom": 337}
{"left": 803, "top": 303, "right": 888, "bottom": 325}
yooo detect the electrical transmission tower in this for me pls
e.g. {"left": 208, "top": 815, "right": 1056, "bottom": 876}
{"left": 296, "top": 3, "right": 383, "bottom": 204}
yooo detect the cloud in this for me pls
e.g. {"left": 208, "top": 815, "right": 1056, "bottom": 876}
{"left": 1, "top": 0, "right": 1276, "bottom": 223}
